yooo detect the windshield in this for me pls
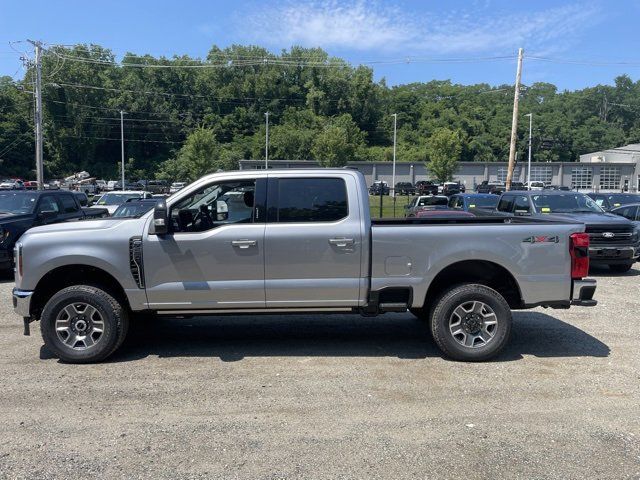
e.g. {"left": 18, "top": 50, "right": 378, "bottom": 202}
{"left": 97, "top": 193, "right": 142, "bottom": 205}
{"left": 0, "top": 192, "right": 38, "bottom": 214}
{"left": 532, "top": 193, "right": 603, "bottom": 213}
{"left": 466, "top": 196, "right": 499, "bottom": 208}
{"left": 417, "top": 196, "right": 448, "bottom": 206}
{"left": 606, "top": 194, "right": 639, "bottom": 207}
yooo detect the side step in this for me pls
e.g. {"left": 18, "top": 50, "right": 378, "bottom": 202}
{"left": 378, "top": 302, "right": 408, "bottom": 312}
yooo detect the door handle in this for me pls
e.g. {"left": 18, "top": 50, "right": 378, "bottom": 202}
{"left": 328, "top": 238, "right": 354, "bottom": 247}
{"left": 231, "top": 239, "right": 257, "bottom": 249}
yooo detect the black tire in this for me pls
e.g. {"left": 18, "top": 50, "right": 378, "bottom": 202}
{"left": 430, "top": 283, "right": 512, "bottom": 362}
{"left": 609, "top": 263, "right": 633, "bottom": 273}
{"left": 40, "top": 285, "right": 129, "bottom": 363}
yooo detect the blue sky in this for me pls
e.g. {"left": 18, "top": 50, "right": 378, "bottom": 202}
{"left": 1, "top": 0, "right": 639, "bottom": 90}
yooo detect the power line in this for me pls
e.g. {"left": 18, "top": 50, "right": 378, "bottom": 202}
{"left": 528, "top": 56, "right": 640, "bottom": 67}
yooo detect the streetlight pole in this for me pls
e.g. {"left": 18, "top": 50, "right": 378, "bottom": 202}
{"left": 264, "top": 112, "right": 269, "bottom": 169}
{"left": 525, "top": 113, "right": 532, "bottom": 189}
{"left": 391, "top": 113, "right": 397, "bottom": 197}
{"left": 120, "top": 110, "right": 126, "bottom": 189}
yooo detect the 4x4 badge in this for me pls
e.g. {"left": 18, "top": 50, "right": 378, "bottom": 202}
{"left": 523, "top": 235, "right": 559, "bottom": 244}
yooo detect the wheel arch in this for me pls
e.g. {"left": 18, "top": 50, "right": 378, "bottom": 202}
{"left": 423, "top": 260, "right": 523, "bottom": 313}
{"left": 30, "top": 264, "right": 130, "bottom": 319}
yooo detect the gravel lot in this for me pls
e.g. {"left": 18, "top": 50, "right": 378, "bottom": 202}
{"left": 0, "top": 267, "right": 639, "bottom": 479}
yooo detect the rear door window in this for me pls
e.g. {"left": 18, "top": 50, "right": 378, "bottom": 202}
{"left": 273, "top": 178, "right": 348, "bottom": 223}
{"left": 37, "top": 195, "right": 60, "bottom": 214}
{"left": 497, "top": 196, "right": 515, "bottom": 213}
{"left": 59, "top": 194, "right": 80, "bottom": 213}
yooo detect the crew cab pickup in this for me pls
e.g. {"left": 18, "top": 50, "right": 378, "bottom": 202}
{"left": 12, "top": 169, "right": 597, "bottom": 363}
{"left": 1, "top": 190, "right": 107, "bottom": 271}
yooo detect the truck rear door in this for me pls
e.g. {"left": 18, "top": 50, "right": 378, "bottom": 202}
{"left": 264, "top": 174, "right": 363, "bottom": 307}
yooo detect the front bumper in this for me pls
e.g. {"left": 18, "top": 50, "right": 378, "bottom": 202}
{"left": 571, "top": 278, "right": 597, "bottom": 306}
{"left": 589, "top": 246, "right": 639, "bottom": 264}
{"left": 12, "top": 288, "right": 33, "bottom": 317}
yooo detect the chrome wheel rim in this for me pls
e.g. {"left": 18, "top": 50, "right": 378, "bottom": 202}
{"left": 449, "top": 301, "right": 498, "bottom": 349}
{"left": 55, "top": 302, "right": 105, "bottom": 350}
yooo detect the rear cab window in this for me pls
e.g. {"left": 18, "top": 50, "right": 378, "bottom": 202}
{"left": 497, "top": 196, "right": 515, "bottom": 213}
{"left": 270, "top": 178, "right": 348, "bottom": 223}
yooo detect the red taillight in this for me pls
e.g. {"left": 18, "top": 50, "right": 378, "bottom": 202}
{"left": 570, "top": 232, "right": 589, "bottom": 279}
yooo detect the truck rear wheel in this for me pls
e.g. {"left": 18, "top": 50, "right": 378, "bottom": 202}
{"left": 40, "top": 285, "right": 129, "bottom": 363}
{"left": 430, "top": 283, "right": 511, "bottom": 362}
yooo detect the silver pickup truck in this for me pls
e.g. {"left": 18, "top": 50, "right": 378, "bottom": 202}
{"left": 12, "top": 169, "right": 597, "bottom": 363}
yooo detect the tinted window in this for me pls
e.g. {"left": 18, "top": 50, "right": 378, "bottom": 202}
{"left": 532, "top": 194, "right": 602, "bottom": 213}
{"left": 37, "top": 195, "right": 60, "bottom": 214}
{"left": 466, "top": 196, "right": 499, "bottom": 209}
{"left": 514, "top": 195, "right": 531, "bottom": 214}
{"left": 497, "top": 196, "right": 515, "bottom": 212}
{"left": 276, "top": 178, "right": 347, "bottom": 223}
{"left": 59, "top": 194, "right": 79, "bottom": 213}
{"left": 616, "top": 205, "right": 638, "bottom": 220}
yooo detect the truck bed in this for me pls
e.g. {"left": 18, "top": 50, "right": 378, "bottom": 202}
{"left": 371, "top": 216, "right": 581, "bottom": 226}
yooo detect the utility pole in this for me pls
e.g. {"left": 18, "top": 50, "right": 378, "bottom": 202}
{"left": 391, "top": 113, "right": 397, "bottom": 197}
{"left": 28, "top": 40, "right": 44, "bottom": 190}
{"left": 525, "top": 113, "right": 533, "bottom": 188}
{"left": 120, "top": 111, "right": 126, "bottom": 189}
{"left": 506, "top": 48, "right": 523, "bottom": 191}
{"left": 264, "top": 112, "right": 269, "bottom": 169}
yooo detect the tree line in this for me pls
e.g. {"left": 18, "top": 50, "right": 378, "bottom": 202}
{"left": 0, "top": 44, "right": 639, "bottom": 183}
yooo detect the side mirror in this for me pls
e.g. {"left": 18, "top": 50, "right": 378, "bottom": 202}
{"left": 152, "top": 201, "right": 169, "bottom": 235}
{"left": 216, "top": 200, "right": 228, "bottom": 221}
{"left": 37, "top": 210, "right": 57, "bottom": 223}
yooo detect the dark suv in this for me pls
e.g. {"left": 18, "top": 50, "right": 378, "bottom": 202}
{"left": 476, "top": 181, "right": 505, "bottom": 194}
{"left": 496, "top": 190, "right": 639, "bottom": 272}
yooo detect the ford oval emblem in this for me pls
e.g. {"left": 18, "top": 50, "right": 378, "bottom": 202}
{"left": 602, "top": 232, "right": 615, "bottom": 238}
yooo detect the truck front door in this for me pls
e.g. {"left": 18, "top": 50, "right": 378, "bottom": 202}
{"left": 264, "top": 175, "right": 363, "bottom": 308}
{"left": 143, "top": 177, "right": 266, "bottom": 310}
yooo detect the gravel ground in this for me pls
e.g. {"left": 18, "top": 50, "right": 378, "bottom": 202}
{"left": 0, "top": 267, "right": 639, "bottom": 479}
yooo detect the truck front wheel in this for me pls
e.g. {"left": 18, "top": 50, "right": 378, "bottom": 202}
{"left": 40, "top": 285, "right": 129, "bottom": 363}
{"left": 430, "top": 284, "right": 512, "bottom": 362}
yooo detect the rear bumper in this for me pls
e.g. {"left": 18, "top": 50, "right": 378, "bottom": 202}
{"left": 589, "top": 246, "right": 639, "bottom": 264}
{"left": 12, "top": 288, "right": 33, "bottom": 317}
{"left": 571, "top": 278, "right": 597, "bottom": 306}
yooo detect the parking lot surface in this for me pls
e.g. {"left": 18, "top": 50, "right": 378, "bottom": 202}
{"left": 0, "top": 268, "right": 639, "bottom": 479}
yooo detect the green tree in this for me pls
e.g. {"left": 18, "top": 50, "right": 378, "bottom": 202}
{"left": 426, "top": 128, "right": 462, "bottom": 182}
{"left": 311, "top": 114, "right": 366, "bottom": 166}
{"left": 157, "top": 127, "right": 225, "bottom": 182}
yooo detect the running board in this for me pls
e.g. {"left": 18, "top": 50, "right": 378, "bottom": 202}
{"left": 157, "top": 307, "right": 353, "bottom": 316}
{"left": 378, "top": 303, "right": 409, "bottom": 312}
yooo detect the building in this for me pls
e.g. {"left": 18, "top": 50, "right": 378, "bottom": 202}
{"left": 240, "top": 153, "right": 639, "bottom": 192}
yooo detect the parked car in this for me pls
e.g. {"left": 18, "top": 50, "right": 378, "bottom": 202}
{"left": 0, "top": 190, "right": 107, "bottom": 271}
{"left": 111, "top": 199, "right": 159, "bottom": 218}
{"left": 404, "top": 195, "right": 449, "bottom": 217}
{"left": 611, "top": 203, "right": 640, "bottom": 227}
{"left": 93, "top": 191, "right": 154, "bottom": 215}
{"left": 448, "top": 194, "right": 500, "bottom": 212}
{"left": 476, "top": 181, "right": 505, "bottom": 195}
{"left": 369, "top": 181, "right": 389, "bottom": 196}
{"left": 106, "top": 180, "right": 118, "bottom": 191}
{"left": 170, "top": 182, "right": 187, "bottom": 194}
{"left": 12, "top": 168, "right": 597, "bottom": 363}
{"left": 545, "top": 185, "right": 570, "bottom": 191}
{"left": 0, "top": 179, "right": 24, "bottom": 190}
{"left": 23, "top": 181, "right": 38, "bottom": 190}
{"left": 442, "top": 182, "right": 465, "bottom": 196}
{"left": 587, "top": 193, "right": 640, "bottom": 211}
{"left": 394, "top": 182, "right": 416, "bottom": 196}
{"left": 414, "top": 180, "right": 439, "bottom": 195}
{"left": 525, "top": 181, "right": 545, "bottom": 191}
{"left": 140, "top": 180, "right": 169, "bottom": 195}
{"left": 496, "top": 190, "right": 640, "bottom": 272}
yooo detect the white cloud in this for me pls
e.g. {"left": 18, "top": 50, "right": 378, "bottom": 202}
{"left": 239, "top": 1, "right": 602, "bottom": 55}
